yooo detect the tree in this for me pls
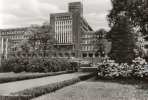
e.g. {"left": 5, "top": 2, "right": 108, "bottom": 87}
{"left": 108, "top": 0, "right": 148, "bottom": 35}
{"left": 28, "top": 24, "right": 56, "bottom": 57}
{"left": 109, "top": 16, "right": 136, "bottom": 63}
{"left": 93, "top": 29, "right": 107, "bottom": 57}
{"left": 93, "top": 29, "right": 111, "bottom": 57}
{"left": 16, "top": 23, "right": 56, "bottom": 58}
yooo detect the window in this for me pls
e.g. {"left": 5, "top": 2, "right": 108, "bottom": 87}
{"left": 144, "top": 45, "right": 148, "bottom": 49}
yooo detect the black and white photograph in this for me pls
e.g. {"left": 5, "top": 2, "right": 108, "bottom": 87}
{"left": 0, "top": 0, "right": 148, "bottom": 100}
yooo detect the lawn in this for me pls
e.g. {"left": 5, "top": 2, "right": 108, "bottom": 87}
{"left": 0, "top": 72, "right": 45, "bottom": 78}
{"left": 32, "top": 78, "right": 148, "bottom": 100}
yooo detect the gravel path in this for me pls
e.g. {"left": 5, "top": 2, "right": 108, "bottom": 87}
{"left": 32, "top": 78, "right": 148, "bottom": 100}
{"left": 0, "top": 72, "right": 88, "bottom": 95}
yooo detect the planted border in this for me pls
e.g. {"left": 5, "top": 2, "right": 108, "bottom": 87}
{"left": 0, "top": 70, "right": 75, "bottom": 84}
{"left": 4, "top": 72, "right": 96, "bottom": 100}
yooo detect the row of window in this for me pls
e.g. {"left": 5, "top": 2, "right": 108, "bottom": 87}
{"left": 55, "top": 16, "right": 72, "bottom": 20}
{"left": 55, "top": 31, "right": 72, "bottom": 35}
{"left": 55, "top": 20, "right": 72, "bottom": 25}
{"left": 55, "top": 32, "right": 73, "bottom": 44}
{"left": 82, "top": 34, "right": 93, "bottom": 38}
{"left": 82, "top": 46, "right": 94, "bottom": 51}
{"left": 81, "top": 40, "right": 93, "bottom": 44}
{"left": 10, "top": 52, "right": 76, "bottom": 58}
{"left": 7, "top": 35, "right": 29, "bottom": 40}
{"left": 55, "top": 25, "right": 72, "bottom": 31}
{"left": 55, "top": 22, "right": 72, "bottom": 35}
{"left": 0, "top": 31, "right": 28, "bottom": 36}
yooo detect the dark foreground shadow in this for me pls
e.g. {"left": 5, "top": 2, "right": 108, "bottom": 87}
{"left": 86, "top": 76, "right": 148, "bottom": 92}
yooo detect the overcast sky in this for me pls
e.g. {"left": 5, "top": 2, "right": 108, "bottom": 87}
{"left": 0, "top": 0, "right": 112, "bottom": 30}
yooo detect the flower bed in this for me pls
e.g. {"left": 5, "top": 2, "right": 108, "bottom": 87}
{"left": 97, "top": 57, "right": 148, "bottom": 80}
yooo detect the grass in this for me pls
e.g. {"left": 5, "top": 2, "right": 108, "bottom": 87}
{"left": 0, "top": 71, "right": 74, "bottom": 83}
{"left": 32, "top": 77, "right": 148, "bottom": 100}
{"left": 9, "top": 73, "right": 95, "bottom": 99}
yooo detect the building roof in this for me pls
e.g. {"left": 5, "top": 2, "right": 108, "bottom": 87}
{"left": 0, "top": 27, "right": 29, "bottom": 32}
{"left": 50, "top": 12, "right": 72, "bottom": 17}
{"left": 81, "top": 17, "right": 93, "bottom": 31}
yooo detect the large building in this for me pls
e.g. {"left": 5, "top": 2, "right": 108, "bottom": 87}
{"left": 0, "top": 27, "right": 37, "bottom": 57}
{"left": 0, "top": 37, "right": 9, "bottom": 65}
{"left": 50, "top": 2, "right": 95, "bottom": 58}
{"left": 0, "top": 2, "right": 110, "bottom": 59}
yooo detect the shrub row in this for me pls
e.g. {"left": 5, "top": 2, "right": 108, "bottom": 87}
{"left": 0, "top": 71, "right": 74, "bottom": 84}
{"left": 0, "top": 95, "right": 29, "bottom": 100}
{"left": 0, "top": 57, "right": 78, "bottom": 73}
{"left": 97, "top": 63, "right": 148, "bottom": 79}
{"left": 8, "top": 73, "right": 95, "bottom": 99}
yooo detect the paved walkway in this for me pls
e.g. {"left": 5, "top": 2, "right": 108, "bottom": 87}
{"left": 0, "top": 73, "right": 88, "bottom": 95}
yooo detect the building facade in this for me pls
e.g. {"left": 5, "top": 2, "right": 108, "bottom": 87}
{"left": 0, "top": 37, "right": 9, "bottom": 65}
{"left": 0, "top": 2, "right": 110, "bottom": 59}
{"left": 50, "top": 2, "right": 94, "bottom": 58}
{"left": 0, "top": 27, "right": 34, "bottom": 57}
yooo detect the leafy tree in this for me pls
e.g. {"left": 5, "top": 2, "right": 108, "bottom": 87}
{"left": 93, "top": 29, "right": 112, "bottom": 57}
{"left": 14, "top": 23, "right": 56, "bottom": 59}
{"left": 109, "top": 16, "right": 136, "bottom": 63}
{"left": 21, "top": 24, "right": 56, "bottom": 58}
{"left": 108, "top": 0, "right": 148, "bottom": 35}
{"left": 93, "top": 29, "right": 107, "bottom": 56}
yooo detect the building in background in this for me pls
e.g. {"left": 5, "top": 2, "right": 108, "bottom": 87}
{"left": 50, "top": 2, "right": 94, "bottom": 58}
{"left": 0, "top": 37, "right": 9, "bottom": 65}
{"left": 0, "top": 2, "right": 110, "bottom": 59}
{"left": 0, "top": 27, "right": 36, "bottom": 57}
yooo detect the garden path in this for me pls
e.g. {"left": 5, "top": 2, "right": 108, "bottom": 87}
{"left": 32, "top": 78, "right": 148, "bottom": 100}
{"left": 0, "top": 72, "right": 88, "bottom": 95}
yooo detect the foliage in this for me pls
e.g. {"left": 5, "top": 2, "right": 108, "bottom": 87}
{"left": 108, "top": 0, "right": 148, "bottom": 35}
{"left": 93, "top": 29, "right": 107, "bottom": 56}
{"left": 109, "top": 16, "right": 136, "bottom": 63}
{"left": 1, "top": 57, "right": 78, "bottom": 73}
{"left": 16, "top": 24, "right": 56, "bottom": 58}
{"left": 97, "top": 57, "right": 148, "bottom": 79}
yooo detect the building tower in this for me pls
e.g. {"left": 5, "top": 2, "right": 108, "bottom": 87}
{"left": 50, "top": 2, "right": 93, "bottom": 58}
{"left": 69, "top": 2, "right": 83, "bottom": 57}
{"left": 69, "top": 2, "right": 83, "bottom": 16}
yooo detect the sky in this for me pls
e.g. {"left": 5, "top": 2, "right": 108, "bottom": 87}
{"left": 0, "top": 0, "right": 112, "bottom": 30}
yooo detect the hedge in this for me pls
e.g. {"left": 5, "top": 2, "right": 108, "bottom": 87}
{"left": 5, "top": 72, "right": 96, "bottom": 100}
{"left": 0, "top": 71, "right": 75, "bottom": 84}
{"left": 1, "top": 57, "right": 78, "bottom": 73}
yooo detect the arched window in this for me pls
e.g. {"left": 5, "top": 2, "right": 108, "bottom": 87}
{"left": 89, "top": 53, "right": 93, "bottom": 57}
{"left": 82, "top": 53, "right": 87, "bottom": 58}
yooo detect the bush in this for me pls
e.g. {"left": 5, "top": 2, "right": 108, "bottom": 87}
{"left": 97, "top": 61, "right": 148, "bottom": 79}
{"left": 70, "top": 62, "right": 79, "bottom": 71}
{"left": 1, "top": 57, "right": 78, "bottom": 73}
